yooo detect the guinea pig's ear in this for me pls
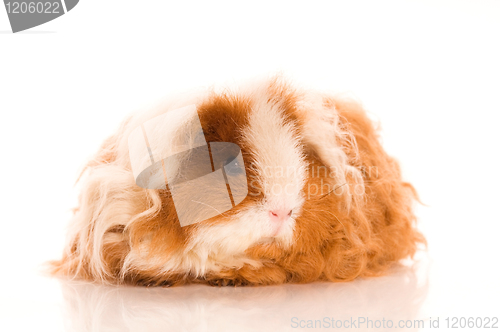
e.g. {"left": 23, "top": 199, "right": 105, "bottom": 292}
{"left": 296, "top": 92, "right": 364, "bottom": 201}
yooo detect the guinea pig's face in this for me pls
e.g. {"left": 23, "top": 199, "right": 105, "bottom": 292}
{"left": 156, "top": 92, "right": 315, "bottom": 262}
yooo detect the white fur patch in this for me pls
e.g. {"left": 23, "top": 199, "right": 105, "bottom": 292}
{"left": 295, "top": 91, "right": 364, "bottom": 205}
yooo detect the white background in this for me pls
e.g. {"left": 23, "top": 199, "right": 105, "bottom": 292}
{"left": 0, "top": 1, "right": 499, "bottom": 331}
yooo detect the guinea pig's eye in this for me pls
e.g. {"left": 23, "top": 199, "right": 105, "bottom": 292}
{"left": 224, "top": 157, "right": 244, "bottom": 177}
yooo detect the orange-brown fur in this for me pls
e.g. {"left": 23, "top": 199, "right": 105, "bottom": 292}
{"left": 48, "top": 78, "right": 425, "bottom": 286}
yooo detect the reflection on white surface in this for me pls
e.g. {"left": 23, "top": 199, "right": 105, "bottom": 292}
{"left": 58, "top": 261, "right": 429, "bottom": 332}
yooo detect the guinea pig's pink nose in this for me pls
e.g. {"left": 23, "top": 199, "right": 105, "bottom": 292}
{"left": 269, "top": 209, "right": 293, "bottom": 223}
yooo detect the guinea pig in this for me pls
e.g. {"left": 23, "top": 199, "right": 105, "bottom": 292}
{"left": 48, "top": 76, "right": 425, "bottom": 286}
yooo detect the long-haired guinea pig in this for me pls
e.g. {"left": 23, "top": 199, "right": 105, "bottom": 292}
{"left": 48, "top": 76, "right": 425, "bottom": 287}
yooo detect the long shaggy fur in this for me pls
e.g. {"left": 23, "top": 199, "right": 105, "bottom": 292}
{"left": 48, "top": 77, "right": 425, "bottom": 286}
